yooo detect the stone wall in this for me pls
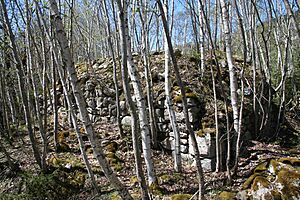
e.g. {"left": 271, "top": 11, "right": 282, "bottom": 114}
{"left": 75, "top": 58, "right": 220, "bottom": 172}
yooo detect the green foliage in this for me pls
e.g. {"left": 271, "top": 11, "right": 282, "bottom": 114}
{"left": 0, "top": 193, "right": 30, "bottom": 200}
{"left": 188, "top": 50, "right": 201, "bottom": 63}
{"left": 20, "top": 172, "right": 71, "bottom": 200}
{"left": 0, "top": 170, "right": 86, "bottom": 200}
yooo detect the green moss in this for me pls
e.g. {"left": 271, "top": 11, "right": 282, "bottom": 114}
{"left": 242, "top": 174, "right": 259, "bottom": 190}
{"left": 112, "top": 163, "right": 123, "bottom": 172}
{"left": 105, "top": 142, "right": 118, "bottom": 153}
{"left": 173, "top": 95, "right": 183, "bottom": 103}
{"left": 130, "top": 176, "right": 139, "bottom": 186}
{"left": 70, "top": 171, "right": 86, "bottom": 188}
{"left": 171, "top": 194, "right": 192, "bottom": 200}
{"left": 173, "top": 92, "right": 199, "bottom": 103}
{"left": 268, "top": 159, "right": 281, "bottom": 174}
{"left": 172, "top": 86, "right": 192, "bottom": 93}
{"left": 278, "top": 157, "right": 300, "bottom": 167}
{"left": 105, "top": 152, "right": 123, "bottom": 171}
{"left": 19, "top": 171, "right": 75, "bottom": 200}
{"left": 254, "top": 162, "right": 268, "bottom": 174}
{"left": 149, "top": 182, "right": 164, "bottom": 196}
{"left": 75, "top": 63, "right": 88, "bottom": 75}
{"left": 86, "top": 147, "right": 93, "bottom": 154}
{"left": 186, "top": 92, "right": 198, "bottom": 99}
{"left": 196, "top": 130, "right": 205, "bottom": 137}
{"left": 56, "top": 142, "right": 71, "bottom": 153}
{"left": 251, "top": 176, "right": 270, "bottom": 191}
{"left": 109, "top": 191, "right": 121, "bottom": 200}
{"left": 218, "top": 191, "right": 236, "bottom": 200}
{"left": 277, "top": 169, "right": 300, "bottom": 199}
{"left": 47, "top": 155, "right": 62, "bottom": 168}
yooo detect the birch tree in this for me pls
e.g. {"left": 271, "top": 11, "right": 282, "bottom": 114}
{"left": 116, "top": 0, "right": 157, "bottom": 186}
{"left": 162, "top": 0, "right": 182, "bottom": 172}
{"left": 138, "top": 0, "right": 158, "bottom": 149}
{"left": 48, "top": 0, "right": 132, "bottom": 198}
{"left": 219, "top": 0, "right": 240, "bottom": 183}
{"left": 103, "top": 1, "right": 149, "bottom": 198}
{"left": 157, "top": 0, "right": 205, "bottom": 198}
{"left": 0, "top": 0, "right": 42, "bottom": 169}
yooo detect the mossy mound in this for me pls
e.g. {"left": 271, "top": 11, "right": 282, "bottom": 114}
{"left": 158, "top": 173, "right": 184, "bottom": 185}
{"left": 0, "top": 170, "right": 83, "bottom": 200}
{"left": 240, "top": 157, "right": 300, "bottom": 199}
{"left": 218, "top": 191, "right": 236, "bottom": 200}
{"left": 46, "top": 153, "right": 85, "bottom": 171}
{"left": 149, "top": 182, "right": 164, "bottom": 196}
{"left": 105, "top": 152, "right": 124, "bottom": 172}
{"left": 171, "top": 194, "right": 192, "bottom": 200}
{"left": 277, "top": 169, "right": 300, "bottom": 199}
{"left": 105, "top": 142, "right": 118, "bottom": 153}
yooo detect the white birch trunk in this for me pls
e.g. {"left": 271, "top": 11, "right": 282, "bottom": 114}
{"left": 220, "top": 0, "right": 240, "bottom": 183}
{"left": 157, "top": 0, "right": 204, "bottom": 198}
{"left": 122, "top": 2, "right": 156, "bottom": 185}
{"left": 162, "top": 0, "right": 182, "bottom": 172}
{"left": 105, "top": 1, "right": 149, "bottom": 198}
{"left": 48, "top": 1, "right": 132, "bottom": 198}
{"left": 198, "top": 0, "right": 205, "bottom": 75}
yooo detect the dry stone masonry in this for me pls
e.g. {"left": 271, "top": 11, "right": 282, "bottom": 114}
{"left": 73, "top": 56, "right": 222, "bottom": 172}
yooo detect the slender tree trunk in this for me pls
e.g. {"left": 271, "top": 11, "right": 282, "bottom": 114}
{"left": 101, "top": 1, "right": 124, "bottom": 137}
{"left": 117, "top": 0, "right": 157, "bottom": 186}
{"left": 210, "top": 64, "right": 221, "bottom": 172}
{"left": 138, "top": 0, "right": 158, "bottom": 149}
{"left": 115, "top": 1, "right": 149, "bottom": 198}
{"left": 51, "top": 41, "right": 100, "bottom": 194}
{"left": 283, "top": 0, "right": 300, "bottom": 39}
{"left": 157, "top": 0, "right": 205, "bottom": 198}
{"left": 198, "top": 0, "right": 206, "bottom": 76}
{"left": 220, "top": 0, "right": 240, "bottom": 184}
{"left": 25, "top": 0, "right": 48, "bottom": 171}
{"left": 162, "top": 0, "right": 182, "bottom": 173}
{"left": 0, "top": 0, "right": 42, "bottom": 169}
{"left": 48, "top": 1, "right": 133, "bottom": 198}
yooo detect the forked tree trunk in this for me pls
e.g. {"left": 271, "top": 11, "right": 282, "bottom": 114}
{"left": 117, "top": 0, "right": 156, "bottom": 186}
{"left": 104, "top": 1, "right": 149, "bottom": 199}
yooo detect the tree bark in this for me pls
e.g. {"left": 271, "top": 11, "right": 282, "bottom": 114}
{"left": 220, "top": 0, "right": 240, "bottom": 184}
{"left": 157, "top": 0, "right": 205, "bottom": 198}
{"left": 0, "top": 0, "right": 42, "bottom": 169}
{"left": 104, "top": 0, "right": 149, "bottom": 199}
{"left": 162, "top": 0, "right": 182, "bottom": 173}
{"left": 117, "top": 0, "right": 156, "bottom": 186}
{"left": 48, "top": 0, "right": 132, "bottom": 198}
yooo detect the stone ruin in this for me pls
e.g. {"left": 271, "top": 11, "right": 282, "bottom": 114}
{"left": 72, "top": 57, "right": 222, "bottom": 172}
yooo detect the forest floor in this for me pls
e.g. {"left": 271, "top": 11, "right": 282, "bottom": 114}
{"left": 0, "top": 111, "right": 300, "bottom": 199}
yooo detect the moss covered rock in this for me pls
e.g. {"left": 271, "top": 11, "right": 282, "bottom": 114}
{"left": 218, "top": 191, "right": 236, "bottom": 200}
{"left": 277, "top": 169, "right": 300, "bottom": 199}
{"left": 241, "top": 157, "right": 300, "bottom": 199}
{"left": 171, "top": 194, "right": 192, "bottom": 200}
